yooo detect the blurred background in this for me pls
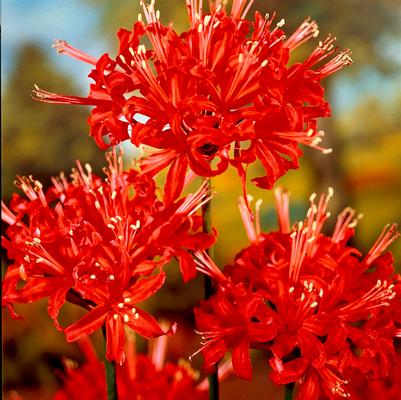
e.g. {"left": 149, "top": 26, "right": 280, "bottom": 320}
{"left": 2, "top": 0, "right": 401, "bottom": 398}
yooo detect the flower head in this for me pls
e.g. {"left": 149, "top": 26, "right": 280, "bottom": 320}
{"left": 33, "top": 0, "right": 351, "bottom": 201}
{"left": 194, "top": 188, "right": 400, "bottom": 397}
{"left": 2, "top": 150, "right": 214, "bottom": 364}
{"left": 54, "top": 335, "right": 210, "bottom": 400}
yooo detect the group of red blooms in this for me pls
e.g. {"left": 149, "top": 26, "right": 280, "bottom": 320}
{"left": 194, "top": 190, "right": 401, "bottom": 399}
{"left": 3, "top": 0, "right": 400, "bottom": 399}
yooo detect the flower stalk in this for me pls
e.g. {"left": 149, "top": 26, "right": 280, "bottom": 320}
{"left": 103, "top": 326, "right": 118, "bottom": 400}
{"left": 202, "top": 177, "right": 219, "bottom": 400}
{"left": 284, "top": 382, "right": 295, "bottom": 400}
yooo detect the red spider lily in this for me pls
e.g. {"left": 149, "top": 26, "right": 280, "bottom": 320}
{"left": 194, "top": 188, "right": 400, "bottom": 397}
{"left": 54, "top": 335, "right": 216, "bottom": 400}
{"left": 33, "top": 0, "right": 351, "bottom": 202}
{"left": 2, "top": 150, "right": 214, "bottom": 364}
{"left": 192, "top": 251, "right": 276, "bottom": 380}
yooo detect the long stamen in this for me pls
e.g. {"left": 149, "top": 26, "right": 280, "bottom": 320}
{"left": 364, "top": 223, "right": 399, "bottom": 265}
{"left": 53, "top": 40, "right": 98, "bottom": 65}
{"left": 238, "top": 195, "right": 258, "bottom": 243}
{"left": 339, "top": 279, "right": 397, "bottom": 319}
{"left": 285, "top": 18, "right": 319, "bottom": 50}
{"left": 274, "top": 188, "right": 290, "bottom": 233}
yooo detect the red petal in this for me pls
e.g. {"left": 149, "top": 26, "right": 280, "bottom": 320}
{"left": 65, "top": 305, "right": 108, "bottom": 342}
{"left": 232, "top": 338, "right": 252, "bottom": 380}
{"left": 296, "top": 370, "right": 320, "bottom": 400}
{"left": 106, "top": 314, "right": 126, "bottom": 365}
{"left": 176, "top": 249, "right": 196, "bottom": 282}
{"left": 48, "top": 286, "right": 70, "bottom": 331}
{"left": 123, "top": 271, "right": 166, "bottom": 303}
{"left": 269, "top": 356, "right": 309, "bottom": 384}
{"left": 125, "top": 308, "right": 173, "bottom": 339}
{"left": 164, "top": 156, "right": 188, "bottom": 203}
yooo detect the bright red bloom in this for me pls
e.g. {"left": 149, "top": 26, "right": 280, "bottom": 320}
{"left": 33, "top": 0, "right": 351, "bottom": 201}
{"left": 54, "top": 335, "right": 211, "bottom": 400}
{"left": 2, "top": 150, "right": 214, "bottom": 364}
{"left": 194, "top": 189, "right": 400, "bottom": 398}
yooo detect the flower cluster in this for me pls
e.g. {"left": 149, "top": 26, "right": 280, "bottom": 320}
{"left": 33, "top": 0, "right": 351, "bottom": 202}
{"left": 2, "top": 150, "right": 214, "bottom": 364}
{"left": 54, "top": 335, "right": 212, "bottom": 400}
{"left": 193, "top": 189, "right": 400, "bottom": 399}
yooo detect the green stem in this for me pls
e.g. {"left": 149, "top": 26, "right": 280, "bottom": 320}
{"left": 284, "top": 382, "right": 295, "bottom": 400}
{"left": 202, "top": 177, "right": 219, "bottom": 400}
{"left": 102, "top": 326, "right": 118, "bottom": 400}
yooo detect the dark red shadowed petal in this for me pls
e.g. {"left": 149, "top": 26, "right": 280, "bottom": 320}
{"left": 232, "top": 338, "right": 252, "bottom": 380}
{"left": 296, "top": 370, "right": 320, "bottom": 400}
{"left": 65, "top": 305, "right": 108, "bottom": 342}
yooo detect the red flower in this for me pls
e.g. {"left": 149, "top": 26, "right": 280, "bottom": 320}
{"left": 194, "top": 189, "right": 400, "bottom": 397}
{"left": 2, "top": 150, "right": 214, "bottom": 363}
{"left": 33, "top": 0, "right": 351, "bottom": 201}
{"left": 54, "top": 335, "right": 211, "bottom": 400}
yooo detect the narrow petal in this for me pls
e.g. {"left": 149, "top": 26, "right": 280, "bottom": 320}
{"left": 106, "top": 314, "right": 126, "bottom": 365}
{"left": 164, "top": 156, "right": 188, "bottom": 204}
{"left": 125, "top": 308, "right": 174, "bottom": 339}
{"left": 48, "top": 285, "right": 70, "bottom": 331}
{"left": 232, "top": 338, "right": 252, "bottom": 380}
{"left": 65, "top": 305, "right": 108, "bottom": 342}
{"left": 176, "top": 249, "right": 197, "bottom": 282}
{"left": 123, "top": 271, "right": 166, "bottom": 303}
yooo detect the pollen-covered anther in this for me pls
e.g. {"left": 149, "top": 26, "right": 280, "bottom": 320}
{"left": 134, "top": 312, "right": 139, "bottom": 320}
{"left": 113, "top": 314, "right": 119, "bottom": 320}
{"left": 124, "top": 297, "right": 131, "bottom": 303}
{"left": 109, "top": 274, "right": 115, "bottom": 280}
{"left": 90, "top": 274, "right": 96, "bottom": 279}
{"left": 123, "top": 314, "right": 130, "bottom": 322}
{"left": 118, "top": 303, "right": 124, "bottom": 308}
{"left": 19, "top": 265, "right": 28, "bottom": 280}
{"left": 131, "top": 307, "right": 137, "bottom": 314}
{"left": 289, "top": 286, "right": 295, "bottom": 293}
{"left": 33, "top": 237, "right": 41, "bottom": 244}
{"left": 204, "top": 15, "right": 211, "bottom": 27}
{"left": 310, "top": 301, "right": 319, "bottom": 308}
